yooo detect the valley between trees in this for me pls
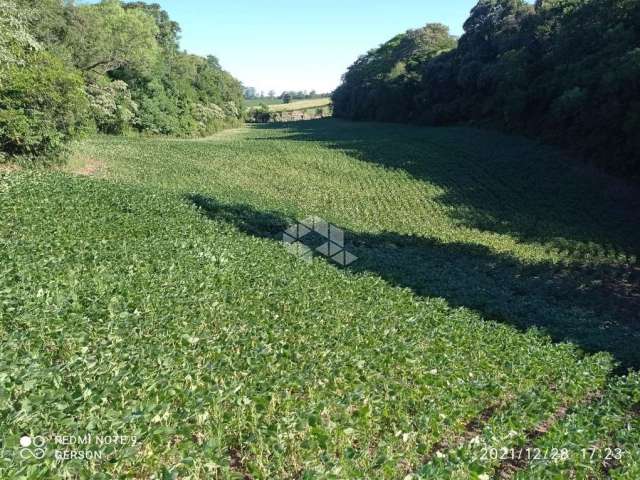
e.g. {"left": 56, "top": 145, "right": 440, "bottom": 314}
{"left": 1, "top": 120, "right": 639, "bottom": 478}
{"left": 2, "top": 0, "right": 640, "bottom": 478}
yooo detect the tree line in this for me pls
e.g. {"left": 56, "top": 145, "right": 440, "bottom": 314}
{"left": 244, "top": 88, "right": 328, "bottom": 102}
{"left": 332, "top": 0, "right": 640, "bottom": 179}
{"left": 0, "top": 0, "right": 244, "bottom": 164}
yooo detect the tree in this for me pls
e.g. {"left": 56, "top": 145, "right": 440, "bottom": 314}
{"left": 66, "top": 0, "right": 159, "bottom": 75}
{"left": 333, "top": 0, "right": 640, "bottom": 179}
{"left": 0, "top": 0, "right": 39, "bottom": 65}
{"left": 281, "top": 92, "right": 292, "bottom": 104}
{"left": 123, "top": 1, "right": 180, "bottom": 54}
{"left": 206, "top": 55, "right": 221, "bottom": 69}
{"left": 1, "top": 0, "right": 247, "bottom": 163}
{"left": 86, "top": 79, "right": 138, "bottom": 135}
{"left": 332, "top": 23, "right": 456, "bottom": 120}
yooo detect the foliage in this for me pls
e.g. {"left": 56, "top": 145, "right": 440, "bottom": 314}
{"left": 332, "top": 23, "right": 457, "bottom": 122}
{"left": 0, "top": 0, "right": 244, "bottom": 164}
{"left": 190, "top": 102, "right": 232, "bottom": 136}
{"left": 66, "top": 0, "right": 160, "bottom": 75}
{"left": 86, "top": 79, "right": 138, "bottom": 135}
{"left": 0, "top": 0, "right": 39, "bottom": 65}
{"left": 13, "top": 0, "right": 71, "bottom": 59}
{"left": 333, "top": 0, "right": 640, "bottom": 179}
{"left": 78, "top": 119, "right": 640, "bottom": 369}
{"left": 110, "top": 7, "right": 244, "bottom": 137}
{"left": 0, "top": 51, "right": 88, "bottom": 163}
{"left": 513, "top": 372, "right": 640, "bottom": 479}
{"left": 123, "top": 1, "right": 181, "bottom": 54}
{"left": 245, "top": 103, "right": 275, "bottom": 123}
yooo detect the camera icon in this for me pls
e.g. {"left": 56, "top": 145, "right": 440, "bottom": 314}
{"left": 19, "top": 435, "right": 46, "bottom": 460}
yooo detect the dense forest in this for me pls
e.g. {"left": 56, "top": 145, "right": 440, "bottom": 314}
{"left": 333, "top": 0, "right": 640, "bottom": 179}
{"left": 0, "top": 0, "right": 243, "bottom": 164}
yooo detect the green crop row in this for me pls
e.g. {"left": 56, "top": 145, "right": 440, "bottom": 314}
{"left": 0, "top": 171, "right": 621, "bottom": 478}
{"left": 511, "top": 373, "right": 640, "bottom": 480}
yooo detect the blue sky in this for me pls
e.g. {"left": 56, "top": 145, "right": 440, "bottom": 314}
{"left": 97, "top": 1, "right": 495, "bottom": 94}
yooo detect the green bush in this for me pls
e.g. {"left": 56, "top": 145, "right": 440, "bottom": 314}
{"left": 86, "top": 79, "right": 137, "bottom": 135}
{"left": 0, "top": 51, "right": 89, "bottom": 163}
{"left": 191, "top": 102, "right": 226, "bottom": 136}
{"left": 246, "top": 104, "right": 275, "bottom": 123}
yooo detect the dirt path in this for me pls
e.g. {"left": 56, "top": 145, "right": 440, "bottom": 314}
{"left": 0, "top": 164, "right": 21, "bottom": 174}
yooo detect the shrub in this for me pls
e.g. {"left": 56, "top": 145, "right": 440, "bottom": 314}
{"left": 191, "top": 103, "right": 226, "bottom": 135}
{"left": 222, "top": 100, "right": 240, "bottom": 119}
{"left": 246, "top": 104, "right": 274, "bottom": 123}
{"left": 0, "top": 51, "right": 89, "bottom": 163}
{"left": 86, "top": 79, "right": 138, "bottom": 135}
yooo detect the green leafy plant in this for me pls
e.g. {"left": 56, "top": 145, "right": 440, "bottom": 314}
{"left": 86, "top": 79, "right": 138, "bottom": 135}
{"left": 0, "top": 51, "right": 89, "bottom": 163}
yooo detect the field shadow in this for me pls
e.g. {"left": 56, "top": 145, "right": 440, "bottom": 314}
{"left": 251, "top": 120, "right": 640, "bottom": 257}
{"left": 188, "top": 195, "right": 640, "bottom": 371}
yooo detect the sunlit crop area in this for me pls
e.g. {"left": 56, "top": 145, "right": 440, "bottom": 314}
{"left": 268, "top": 98, "right": 332, "bottom": 112}
{"left": 1, "top": 120, "right": 638, "bottom": 478}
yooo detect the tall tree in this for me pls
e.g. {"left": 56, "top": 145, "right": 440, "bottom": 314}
{"left": 66, "top": 0, "right": 159, "bottom": 75}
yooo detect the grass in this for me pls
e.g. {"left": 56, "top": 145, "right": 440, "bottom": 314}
{"left": 244, "top": 98, "right": 284, "bottom": 108}
{"left": 1, "top": 119, "right": 638, "bottom": 478}
{"left": 268, "top": 98, "right": 331, "bottom": 112}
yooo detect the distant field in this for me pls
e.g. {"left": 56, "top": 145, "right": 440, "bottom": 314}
{"left": 269, "top": 97, "right": 331, "bottom": 112}
{"left": 1, "top": 120, "right": 639, "bottom": 478}
{"left": 244, "top": 97, "right": 283, "bottom": 108}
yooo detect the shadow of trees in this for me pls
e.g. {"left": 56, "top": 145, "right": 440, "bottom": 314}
{"left": 189, "top": 194, "right": 640, "bottom": 371}
{"left": 252, "top": 120, "right": 640, "bottom": 257}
